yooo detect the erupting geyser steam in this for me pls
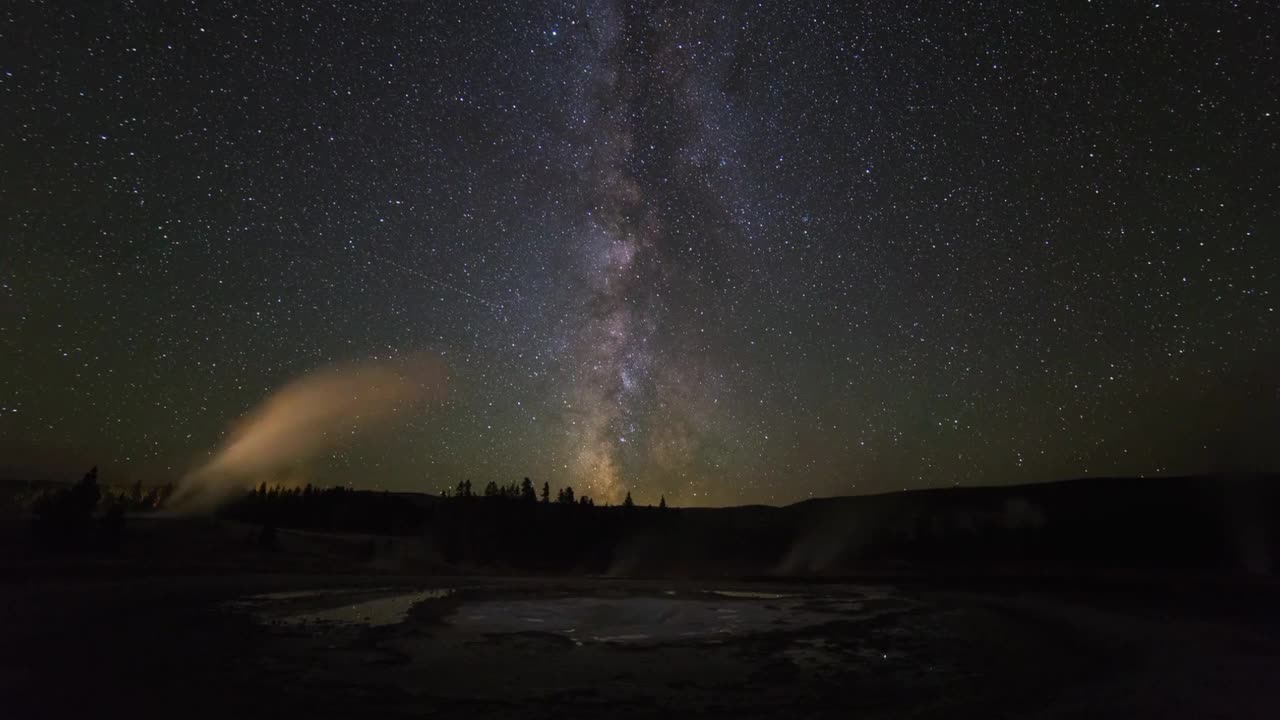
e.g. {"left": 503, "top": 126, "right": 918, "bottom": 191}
{"left": 171, "top": 354, "right": 447, "bottom": 511}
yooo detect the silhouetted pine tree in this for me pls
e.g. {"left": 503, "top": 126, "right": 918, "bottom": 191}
{"left": 127, "top": 479, "right": 143, "bottom": 509}
{"left": 33, "top": 465, "right": 103, "bottom": 548}
{"left": 71, "top": 466, "right": 101, "bottom": 515}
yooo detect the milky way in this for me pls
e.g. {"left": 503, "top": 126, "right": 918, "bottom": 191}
{"left": 2, "top": 2, "right": 1277, "bottom": 505}
{"left": 559, "top": 3, "right": 746, "bottom": 501}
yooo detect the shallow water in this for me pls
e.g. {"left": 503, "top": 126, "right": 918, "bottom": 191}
{"left": 710, "top": 589, "right": 796, "bottom": 599}
{"left": 281, "top": 589, "right": 453, "bottom": 626}
{"left": 446, "top": 594, "right": 844, "bottom": 643}
{"left": 236, "top": 588, "right": 454, "bottom": 627}
{"left": 233, "top": 586, "right": 894, "bottom": 641}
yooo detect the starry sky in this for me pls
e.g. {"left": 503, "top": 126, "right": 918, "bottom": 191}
{"left": 2, "top": 1, "right": 1277, "bottom": 505}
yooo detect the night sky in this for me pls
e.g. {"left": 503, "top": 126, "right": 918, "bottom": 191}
{"left": 3, "top": 2, "right": 1277, "bottom": 505}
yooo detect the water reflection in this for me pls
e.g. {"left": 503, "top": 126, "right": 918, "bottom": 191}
{"left": 235, "top": 588, "right": 454, "bottom": 627}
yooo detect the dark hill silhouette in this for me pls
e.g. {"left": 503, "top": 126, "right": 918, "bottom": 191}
{"left": 768, "top": 474, "right": 1279, "bottom": 577}
{"left": 208, "top": 473, "right": 1280, "bottom": 579}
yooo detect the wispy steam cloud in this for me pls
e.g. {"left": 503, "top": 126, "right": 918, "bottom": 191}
{"left": 172, "top": 354, "right": 446, "bottom": 510}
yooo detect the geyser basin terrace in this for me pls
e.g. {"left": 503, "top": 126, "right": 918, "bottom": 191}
{"left": 233, "top": 584, "right": 904, "bottom": 643}
{"left": 8, "top": 575, "right": 1274, "bottom": 719}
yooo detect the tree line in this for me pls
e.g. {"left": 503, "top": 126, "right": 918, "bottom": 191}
{"left": 441, "top": 477, "right": 664, "bottom": 510}
{"left": 28, "top": 466, "right": 172, "bottom": 550}
{"left": 224, "top": 477, "right": 675, "bottom": 570}
{"left": 27, "top": 466, "right": 675, "bottom": 571}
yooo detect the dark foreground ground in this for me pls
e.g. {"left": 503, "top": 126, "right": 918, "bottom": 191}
{"left": 4, "top": 573, "right": 1280, "bottom": 719}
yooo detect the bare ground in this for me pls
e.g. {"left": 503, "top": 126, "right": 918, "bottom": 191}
{"left": 4, "top": 573, "right": 1279, "bottom": 718}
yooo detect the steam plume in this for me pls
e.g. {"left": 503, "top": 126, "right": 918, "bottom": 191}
{"left": 172, "top": 354, "right": 446, "bottom": 511}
